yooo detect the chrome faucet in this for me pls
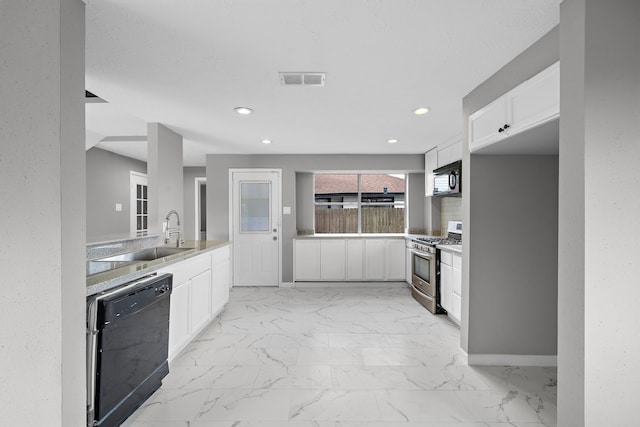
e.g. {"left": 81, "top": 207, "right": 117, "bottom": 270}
{"left": 164, "top": 210, "right": 183, "bottom": 247}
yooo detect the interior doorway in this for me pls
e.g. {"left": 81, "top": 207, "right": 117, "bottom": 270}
{"left": 130, "top": 171, "right": 148, "bottom": 236}
{"left": 194, "top": 177, "right": 206, "bottom": 240}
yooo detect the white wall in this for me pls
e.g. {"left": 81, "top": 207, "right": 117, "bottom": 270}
{"left": 0, "top": 1, "right": 86, "bottom": 425}
{"left": 148, "top": 123, "right": 184, "bottom": 235}
{"left": 559, "top": 1, "right": 640, "bottom": 424}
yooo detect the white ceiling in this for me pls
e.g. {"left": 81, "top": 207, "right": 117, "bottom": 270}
{"left": 85, "top": 0, "right": 560, "bottom": 166}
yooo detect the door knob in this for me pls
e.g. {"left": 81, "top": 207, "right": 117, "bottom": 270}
{"left": 273, "top": 236, "right": 278, "bottom": 241}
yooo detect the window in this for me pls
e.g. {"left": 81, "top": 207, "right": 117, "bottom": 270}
{"left": 314, "top": 173, "right": 405, "bottom": 234}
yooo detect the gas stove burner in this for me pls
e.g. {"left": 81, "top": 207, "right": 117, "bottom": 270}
{"left": 438, "top": 238, "right": 462, "bottom": 245}
{"left": 413, "top": 235, "right": 461, "bottom": 247}
{"left": 415, "top": 237, "right": 442, "bottom": 244}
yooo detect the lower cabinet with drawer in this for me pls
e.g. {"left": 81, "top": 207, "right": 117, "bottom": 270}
{"left": 293, "top": 238, "right": 405, "bottom": 282}
{"left": 439, "top": 249, "right": 462, "bottom": 325}
{"left": 158, "top": 245, "right": 231, "bottom": 361}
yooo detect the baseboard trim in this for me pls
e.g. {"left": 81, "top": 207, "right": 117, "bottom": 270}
{"left": 466, "top": 353, "right": 557, "bottom": 367}
{"left": 287, "top": 281, "right": 408, "bottom": 288}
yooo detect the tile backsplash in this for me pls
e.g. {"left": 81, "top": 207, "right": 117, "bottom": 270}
{"left": 440, "top": 197, "right": 462, "bottom": 235}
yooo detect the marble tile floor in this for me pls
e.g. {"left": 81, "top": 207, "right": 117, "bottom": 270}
{"left": 123, "top": 285, "right": 557, "bottom": 427}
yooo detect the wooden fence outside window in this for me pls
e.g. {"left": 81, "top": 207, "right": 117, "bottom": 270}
{"left": 315, "top": 207, "right": 404, "bottom": 233}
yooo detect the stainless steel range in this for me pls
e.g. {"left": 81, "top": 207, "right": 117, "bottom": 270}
{"left": 410, "top": 221, "right": 462, "bottom": 314}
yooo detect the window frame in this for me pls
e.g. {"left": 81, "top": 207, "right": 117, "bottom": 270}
{"left": 313, "top": 173, "right": 406, "bottom": 235}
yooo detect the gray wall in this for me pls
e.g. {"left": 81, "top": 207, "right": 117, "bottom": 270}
{"left": 206, "top": 154, "right": 424, "bottom": 282}
{"left": 183, "top": 167, "right": 206, "bottom": 241}
{"left": 467, "top": 156, "right": 558, "bottom": 355}
{"left": 295, "top": 172, "right": 314, "bottom": 233}
{"left": 407, "top": 173, "right": 426, "bottom": 234}
{"left": 560, "top": 1, "right": 640, "bottom": 424}
{"left": 86, "top": 147, "right": 147, "bottom": 241}
{"left": 462, "top": 26, "right": 559, "bottom": 356}
{"left": 148, "top": 123, "right": 183, "bottom": 235}
{"left": 0, "top": 1, "right": 86, "bottom": 425}
{"left": 558, "top": 1, "right": 585, "bottom": 423}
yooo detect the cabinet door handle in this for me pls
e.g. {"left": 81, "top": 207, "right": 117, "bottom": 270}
{"left": 503, "top": 123, "right": 510, "bottom": 130}
{"left": 498, "top": 127, "right": 504, "bottom": 133}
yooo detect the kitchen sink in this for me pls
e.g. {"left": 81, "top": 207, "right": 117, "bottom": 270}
{"left": 96, "top": 246, "right": 194, "bottom": 263}
{"left": 86, "top": 260, "right": 134, "bottom": 276}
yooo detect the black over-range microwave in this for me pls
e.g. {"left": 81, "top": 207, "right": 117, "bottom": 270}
{"left": 433, "top": 160, "right": 461, "bottom": 197}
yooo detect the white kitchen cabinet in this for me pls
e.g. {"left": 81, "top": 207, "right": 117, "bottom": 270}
{"left": 508, "top": 62, "right": 560, "bottom": 135}
{"left": 294, "top": 238, "right": 405, "bottom": 282}
{"left": 425, "top": 148, "right": 438, "bottom": 196}
{"left": 211, "top": 246, "right": 231, "bottom": 317}
{"left": 451, "top": 253, "right": 462, "bottom": 324}
{"left": 294, "top": 239, "right": 321, "bottom": 280}
{"left": 364, "top": 239, "right": 405, "bottom": 281}
{"left": 405, "top": 242, "right": 412, "bottom": 285}
{"left": 320, "top": 239, "right": 346, "bottom": 280}
{"left": 161, "top": 246, "right": 231, "bottom": 361}
{"left": 190, "top": 269, "right": 212, "bottom": 335}
{"left": 469, "top": 61, "right": 559, "bottom": 153}
{"left": 439, "top": 249, "right": 461, "bottom": 325}
{"left": 440, "top": 259, "right": 453, "bottom": 314}
{"left": 469, "top": 95, "right": 508, "bottom": 152}
{"left": 386, "top": 239, "right": 406, "bottom": 281}
{"left": 168, "top": 280, "right": 190, "bottom": 359}
{"left": 437, "top": 138, "right": 463, "bottom": 168}
{"left": 346, "top": 239, "right": 364, "bottom": 280}
{"left": 364, "top": 239, "right": 385, "bottom": 280}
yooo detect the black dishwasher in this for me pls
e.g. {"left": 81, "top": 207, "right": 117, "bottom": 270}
{"left": 87, "top": 273, "right": 173, "bottom": 427}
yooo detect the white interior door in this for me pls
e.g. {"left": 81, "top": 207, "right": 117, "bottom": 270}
{"left": 232, "top": 170, "right": 281, "bottom": 286}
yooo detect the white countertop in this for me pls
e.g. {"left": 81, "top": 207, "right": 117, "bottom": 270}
{"left": 294, "top": 234, "right": 407, "bottom": 239}
{"left": 436, "top": 244, "right": 463, "bottom": 254}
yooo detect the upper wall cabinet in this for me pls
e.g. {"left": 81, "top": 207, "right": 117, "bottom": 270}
{"left": 425, "top": 136, "right": 461, "bottom": 196}
{"left": 469, "top": 61, "right": 559, "bottom": 153}
{"left": 424, "top": 149, "right": 437, "bottom": 197}
{"left": 436, "top": 137, "right": 462, "bottom": 168}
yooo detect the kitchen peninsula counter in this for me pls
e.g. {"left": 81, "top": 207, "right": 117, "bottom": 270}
{"left": 86, "top": 238, "right": 230, "bottom": 296}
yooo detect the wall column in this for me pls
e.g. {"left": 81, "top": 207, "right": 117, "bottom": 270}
{"left": 559, "top": 1, "right": 640, "bottom": 424}
{"left": 0, "top": 1, "right": 86, "bottom": 425}
{"left": 147, "top": 123, "right": 184, "bottom": 236}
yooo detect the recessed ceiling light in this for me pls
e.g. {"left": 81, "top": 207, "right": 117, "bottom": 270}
{"left": 234, "top": 107, "right": 253, "bottom": 115}
{"left": 387, "top": 139, "right": 399, "bottom": 144}
{"left": 261, "top": 139, "right": 272, "bottom": 144}
{"left": 413, "top": 107, "right": 430, "bottom": 115}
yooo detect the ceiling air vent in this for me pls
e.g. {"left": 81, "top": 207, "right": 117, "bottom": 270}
{"left": 279, "top": 72, "right": 326, "bottom": 86}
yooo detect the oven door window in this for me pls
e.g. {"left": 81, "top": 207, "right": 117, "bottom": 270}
{"left": 413, "top": 254, "right": 431, "bottom": 283}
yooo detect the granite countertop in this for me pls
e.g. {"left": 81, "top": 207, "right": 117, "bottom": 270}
{"left": 86, "top": 240, "right": 230, "bottom": 296}
{"left": 436, "top": 244, "right": 463, "bottom": 255}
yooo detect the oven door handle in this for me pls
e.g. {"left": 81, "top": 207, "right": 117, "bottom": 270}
{"left": 411, "top": 249, "right": 434, "bottom": 258}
